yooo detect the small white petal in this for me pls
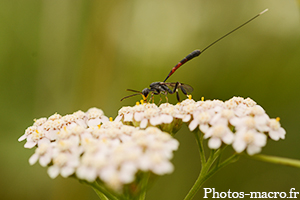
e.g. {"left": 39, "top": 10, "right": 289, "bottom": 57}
{"left": 210, "top": 114, "right": 221, "bottom": 125}
{"left": 269, "top": 130, "right": 280, "bottom": 141}
{"left": 278, "top": 128, "right": 286, "bottom": 139}
{"left": 235, "top": 108, "right": 246, "bottom": 117}
{"left": 76, "top": 119, "right": 87, "bottom": 128}
{"left": 254, "top": 115, "right": 269, "bottom": 125}
{"left": 61, "top": 166, "right": 75, "bottom": 177}
{"left": 119, "top": 171, "right": 135, "bottom": 184}
{"left": 232, "top": 139, "right": 247, "bottom": 153}
{"left": 76, "top": 166, "right": 88, "bottom": 180}
{"left": 253, "top": 133, "right": 267, "bottom": 147}
{"left": 134, "top": 112, "right": 144, "bottom": 121}
{"left": 124, "top": 113, "right": 133, "bottom": 122}
{"left": 39, "top": 155, "right": 52, "bottom": 167}
{"left": 222, "top": 132, "right": 234, "bottom": 144}
{"left": 48, "top": 166, "right": 60, "bottom": 179}
{"left": 100, "top": 116, "right": 109, "bottom": 122}
{"left": 150, "top": 116, "right": 161, "bottom": 126}
{"left": 247, "top": 145, "right": 261, "bottom": 155}
{"left": 269, "top": 127, "right": 286, "bottom": 141}
{"left": 174, "top": 114, "right": 184, "bottom": 119}
{"left": 18, "top": 134, "right": 27, "bottom": 142}
{"left": 203, "top": 127, "right": 213, "bottom": 139}
{"left": 24, "top": 141, "right": 36, "bottom": 149}
{"left": 138, "top": 155, "right": 151, "bottom": 171}
{"left": 114, "top": 115, "right": 122, "bottom": 122}
{"left": 230, "top": 117, "right": 241, "bottom": 127}
{"left": 161, "top": 114, "right": 173, "bottom": 124}
{"left": 152, "top": 161, "right": 174, "bottom": 175}
{"left": 68, "top": 158, "right": 80, "bottom": 168}
{"left": 182, "top": 115, "right": 191, "bottom": 122}
{"left": 119, "top": 163, "right": 137, "bottom": 183}
{"left": 76, "top": 166, "right": 97, "bottom": 182}
{"left": 88, "top": 118, "right": 101, "bottom": 127}
{"left": 29, "top": 154, "right": 39, "bottom": 165}
{"left": 208, "top": 137, "right": 222, "bottom": 149}
{"left": 256, "top": 124, "right": 270, "bottom": 132}
{"left": 45, "top": 130, "right": 57, "bottom": 141}
{"left": 188, "top": 120, "right": 198, "bottom": 131}
{"left": 140, "top": 119, "right": 148, "bottom": 128}
{"left": 100, "top": 167, "right": 117, "bottom": 182}
{"left": 199, "top": 124, "right": 209, "bottom": 134}
{"left": 38, "top": 138, "right": 50, "bottom": 145}
{"left": 85, "top": 169, "right": 98, "bottom": 182}
{"left": 66, "top": 122, "right": 78, "bottom": 129}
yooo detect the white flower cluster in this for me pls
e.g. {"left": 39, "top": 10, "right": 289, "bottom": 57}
{"left": 18, "top": 108, "right": 179, "bottom": 190}
{"left": 115, "top": 101, "right": 190, "bottom": 134}
{"left": 187, "top": 97, "right": 285, "bottom": 155}
{"left": 116, "top": 97, "right": 285, "bottom": 155}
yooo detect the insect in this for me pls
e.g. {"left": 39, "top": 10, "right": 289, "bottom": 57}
{"left": 121, "top": 9, "right": 268, "bottom": 103}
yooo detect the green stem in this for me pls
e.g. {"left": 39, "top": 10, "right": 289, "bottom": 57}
{"left": 204, "top": 148, "right": 222, "bottom": 174}
{"left": 205, "top": 154, "right": 240, "bottom": 181}
{"left": 183, "top": 171, "right": 208, "bottom": 200}
{"left": 82, "top": 180, "right": 119, "bottom": 200}
{"left": 138, "top": 172, "right": 150, "bottom": 200}
{"left": 193, "top": 130, "right": 206, "bottom": 166}
{"left": 184, "top": 146, "right": 239, "bottom": 200}
{"left": 92, "top": 187, "right": 109, "bottom": 200}
{"left": 247, "top": 154, "right": 300, "bottom": 168}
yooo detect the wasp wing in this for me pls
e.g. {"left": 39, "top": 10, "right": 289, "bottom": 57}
{"left": 162, "top": 82, "right": 194, "bottom": 93}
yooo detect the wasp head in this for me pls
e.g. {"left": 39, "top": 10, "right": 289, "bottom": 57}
{"left": 121, "top": 88, "right": 151, "bottom": 102}
{"left": 141, "top": 88, "right": 150, "bottom": 101}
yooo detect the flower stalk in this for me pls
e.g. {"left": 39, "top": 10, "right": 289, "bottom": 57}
{"left": 193, "top": 130, "right": 206, "bottom": 167}
{"left": 184, "top": 130, "right": 240, "bottom": 200}
{"left": 82, "top": 180, "right": 119, "bottom": 200}
{"left": 247, "top": 154, "right": 300, "bottom": 168}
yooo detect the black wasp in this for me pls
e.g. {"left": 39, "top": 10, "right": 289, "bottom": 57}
{"left": 121, "top": 9, "right": 268, "bottom": 103}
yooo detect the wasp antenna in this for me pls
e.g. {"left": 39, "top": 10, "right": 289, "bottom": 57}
{"left": 126, "top": 89, "right": 143, "bottom": 94}
{"left": 120, "top": 93, "right": 141, "bottom": 101}
{"left": 201, "top": 9, "right": 268, "bottom": 54}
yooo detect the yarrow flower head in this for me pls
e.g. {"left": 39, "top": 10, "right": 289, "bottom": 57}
{"left": 19, "top": 108, "right": 179, "bottom": 192}
{"left": 185, "top": 96, "right": 285, "bottom": 154}
{"left": 114, "top": 96, "right": 285, "bottom": 155}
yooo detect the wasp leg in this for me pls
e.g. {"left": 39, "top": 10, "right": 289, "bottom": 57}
{"left": 147, "top": 93, "right": 153, "bottom": 103}
{"left": 158, "top": 95, "right": 162, "bottom": 104}
{"left": 176, "top": 90, "right": 181, "bottom": 102}
{"left": 169, "top": 82, "right": 180, "bottom": 94}
{"left": 169, "top": 82, "right": 181, "bottom": 101}
{"left": 152, "top": 94, "right": 155, "bottom": 103}
{"left": 165, "top": 94, "right": 169, "bottom": 103}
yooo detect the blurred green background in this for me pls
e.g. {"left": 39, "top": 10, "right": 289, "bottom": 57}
{"left": 1, "top": 0, "right": 300, "bottom": 199}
